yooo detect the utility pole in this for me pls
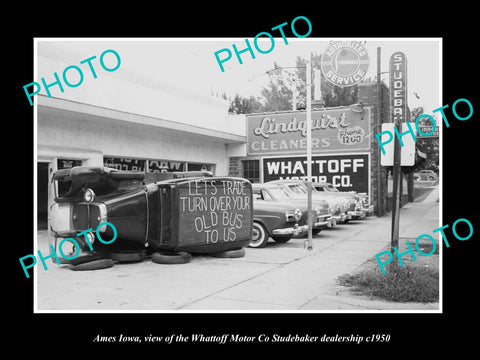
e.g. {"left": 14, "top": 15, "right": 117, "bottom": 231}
{"left": 305, "top": 57, "right": 313, "bottom": 251}
{"left": 376, "top": 47, "right": 383, "bottom": 217}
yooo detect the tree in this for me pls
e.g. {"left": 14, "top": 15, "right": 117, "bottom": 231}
{"left": 226, "top": 52, "right": 362, "bottom": 114}
{"left": 228, "top": 94, "right": 263, "bottom": 114}
{"left": 259, "top": 62, "right": 293, "bottom": 112}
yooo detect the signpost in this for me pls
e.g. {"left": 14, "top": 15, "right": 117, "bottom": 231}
{"left": 389, "top": 52, "right": 407, "bottom": 255}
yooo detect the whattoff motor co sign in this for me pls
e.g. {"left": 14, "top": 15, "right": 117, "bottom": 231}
{"left": 246, "top": 106, "right": 372, "bottom": 156}
{"left": 263, "top": 154, "right": 370, "bottom": 193}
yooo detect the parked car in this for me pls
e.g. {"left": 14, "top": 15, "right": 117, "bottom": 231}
{"left": 251, "top": 192, "right": 304, "bottom": 248}
{"left": 267, "top": 179, "right": 353, "bottom": 224}
{"left": 49, "top": 166, "right": 253, "bottom": 270}
{"left": 312, "top": 182, "right": 373, "bottom": 217}
{"left": 414, "top": 170, "right": 438, "bottom": 181}
{"left": 251, "top": 183, "right": 333, "bottom": 247}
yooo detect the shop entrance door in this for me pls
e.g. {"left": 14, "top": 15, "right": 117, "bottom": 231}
{"left": 37, "top": 162, "right": 49, "bottom": 230}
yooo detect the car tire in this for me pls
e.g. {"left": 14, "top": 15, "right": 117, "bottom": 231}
{"left": 209, "top": 248, "right": 245, "bottom": 258}
{"left": 69, "top": 258, "right": 114, "bottom": 271}
{"left": 111, "top": 250, "right": 146, "bottom": 263}
{"left": 272, "top": 235, "right": 291, "bottom": 243}
{"left": 312, "top": 229, "right": 322, "bottom": 236}
{"left": 151, "top": 251, "right": 192, "bottom": 265}
{"left": 69, "top": 252, "right": 109, "bottom": 266}
{"left": 249, "top": 221, "right": 269, "bottom": 248}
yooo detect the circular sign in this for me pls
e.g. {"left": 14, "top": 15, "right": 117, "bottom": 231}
{"left": 321, "top": 41, "right": 369, "bottom": 87}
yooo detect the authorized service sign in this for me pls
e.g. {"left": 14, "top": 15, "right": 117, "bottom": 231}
{"left": 246, "top": 106, "right": 371, "bottom": 155}
{"left": 321, "top": 41, "right": 369, "bottom": 87}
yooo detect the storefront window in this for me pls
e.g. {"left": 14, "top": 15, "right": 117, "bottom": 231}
{"left": 104, "top": 157, "right": 145, "bottom": 171}
{"left": 242, "top": 160, "right": 259, "bottom": 183}
{"left": 57, "top": 159, "right": 82, "bottom": 169}
{"left": 187, "top": 163, "right": 214, "bottom": 173}
{"left": 104, "top": 157, "right": 214, "bottom": 174}
{"left": 148, "top": 160, "right": 184, "bottom": 173}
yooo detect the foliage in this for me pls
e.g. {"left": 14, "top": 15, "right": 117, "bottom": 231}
{"left": 337, "top": 264, "right": 439, "bottom": 303}
{"left": 226, "top": 53, "right": 361, "bottom": 114}
{"left": 228, "top": 93, "right": 263, "bottom": 114}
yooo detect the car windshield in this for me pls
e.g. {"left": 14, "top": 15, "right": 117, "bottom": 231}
{"left": 325, "top": 183, "right": 339, "bottom": 192}
{"left": 287, "top": 184, "right": 307, "bottom": 194}
{"left": 268, "top": 186, "right": 292, "bottom": 200}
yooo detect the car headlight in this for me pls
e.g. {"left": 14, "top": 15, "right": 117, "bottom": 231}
{"left": 286, "top": 209, "right": 302, "bottom": 222}
{"left": 83, "top": 188, "right": 95, "bottom": 203}
{"left": 294, "top": 208, "right": 302, "bottom": 221}
{"left": 85, "top": 231, "right": 95, "bottom": 245}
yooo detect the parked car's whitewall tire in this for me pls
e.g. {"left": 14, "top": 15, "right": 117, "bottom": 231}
{"left": 249, "top": 221, "right": 269, "bottom": 248}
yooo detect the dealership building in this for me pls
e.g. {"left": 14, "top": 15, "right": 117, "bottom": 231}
{"left": 36, "top": 43, "right": 396, "bottom": 229}
{"left": 36, "top": 42, "right": 246, "bottom": 229}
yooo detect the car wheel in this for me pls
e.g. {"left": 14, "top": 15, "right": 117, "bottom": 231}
{"left": 312, "top": 229, "right": 322, "bottom": 236}
{"left": 69, "top": 258, "right": 114, "bottom": 271}
{"left": 209, "top": 248, "right": 245, "bottom": 258}
{"left": 111, "top": 250, "right": 146, "bottom": 263}
{"left": 272, "top": 235, "right": 292, "bottom": 243}
{"left": 151, "top": 251, "right": 192, "bottom": 265}
{"left": 249, "top": 221, "right": 269, "bottom": 248}
{"left": 69, "top": 252, "right": 109, "bottom": 266}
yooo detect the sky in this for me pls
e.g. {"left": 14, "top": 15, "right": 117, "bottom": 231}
{"left": 38, "top": 38, "right": 441, "bottom": 114}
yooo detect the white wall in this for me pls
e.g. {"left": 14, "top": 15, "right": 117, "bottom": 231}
{"left": 35, "top": 41, "right": 243, "bottom": 138}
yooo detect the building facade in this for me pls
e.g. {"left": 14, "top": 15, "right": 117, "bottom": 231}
{"left": 227, "top": 82, "right": 396, "bottom": 217}
{"left": 36, "top": 42, "right": 246, "bottom": 229}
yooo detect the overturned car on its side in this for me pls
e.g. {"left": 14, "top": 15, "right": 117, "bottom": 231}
{"left": 48, "top": 166, "right": 253, "bottom": 270}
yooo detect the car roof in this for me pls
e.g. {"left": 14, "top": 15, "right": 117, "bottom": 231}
{"left": 252, "top": 183, "right": 282, "bottom": 189}
{"left": 267, "top": 179, "right": 304, "bottom": 184}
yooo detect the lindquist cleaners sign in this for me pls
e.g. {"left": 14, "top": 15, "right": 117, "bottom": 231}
{"left": 246, "top": 106, "right": 371, "bottom": 156}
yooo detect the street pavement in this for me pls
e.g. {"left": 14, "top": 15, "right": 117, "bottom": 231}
{"left": 34, "top": 185, "right": 440, "bottom": 312}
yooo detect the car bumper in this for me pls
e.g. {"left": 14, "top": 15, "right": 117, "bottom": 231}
{"left": 48, "top": 231, "right": 92, "bottom": 265}
{"left": 347, "top": 209, "right": 366, "bottom": 219}
{"left": 363, "top": 205, "right": 374, "bottom": 216}
{"left": 333, "top": 213, "right": 350, "bottom": 223}
{"left": 314, "top": 214, "right": 333, "bottom": 228}
{"left": 272, "top": 224, "right": 308, "bottom": 236}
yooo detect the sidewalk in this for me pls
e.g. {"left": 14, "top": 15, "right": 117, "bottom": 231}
{"left": 298, "top": 186, "right": 440, "bottom": 311}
